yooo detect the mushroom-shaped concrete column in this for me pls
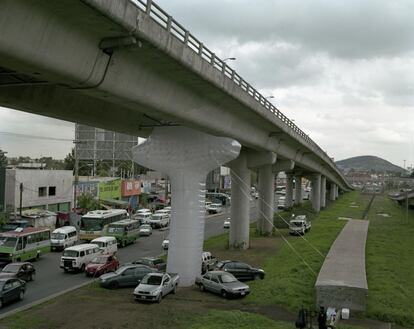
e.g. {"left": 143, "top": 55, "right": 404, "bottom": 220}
{"left": 132, "top": 127, "right": 241, "bottom": 286}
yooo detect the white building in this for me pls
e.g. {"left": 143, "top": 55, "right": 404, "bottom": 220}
{"left": 5, "top": 169, "right": 73, "bottom": 213}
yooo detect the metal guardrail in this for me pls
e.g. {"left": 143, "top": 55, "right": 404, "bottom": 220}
{"left": 131, "top": 0, "right": 338, "bottom": 170}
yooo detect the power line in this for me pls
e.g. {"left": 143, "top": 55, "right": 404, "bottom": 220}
{"left": 0, "top": 131, "right": 73, "bottom": 142}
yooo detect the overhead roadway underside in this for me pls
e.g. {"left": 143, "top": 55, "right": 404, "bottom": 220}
{"left": 0, "top": 0, "right": 351, "bottom": 189}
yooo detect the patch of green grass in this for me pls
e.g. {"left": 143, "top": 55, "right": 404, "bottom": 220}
{"left": 365, "top": 195, "right": 414, "bottom": 327}
{"left": 1, "top": 313, "right": 52, "bottom": 329}
{"left": 182, "top": 310, "right": 364, "bottom": 329}
{"left": 246, "top": 191, "right": 371, "bottom": 311}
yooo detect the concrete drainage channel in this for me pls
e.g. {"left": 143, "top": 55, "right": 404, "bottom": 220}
{"left": 362, "top": 194, "right": 376, "bottom": 219}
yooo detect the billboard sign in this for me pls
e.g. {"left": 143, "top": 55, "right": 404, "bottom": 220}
{"left": 99, "top": 179, "right": 122, "bottom": 200}
{"left": 122, "top": 180, "right": 141, "bottom": 197}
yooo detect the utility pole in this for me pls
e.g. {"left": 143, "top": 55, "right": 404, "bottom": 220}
{"left": 73, "top": 140, "right": 80, "bottom": 211}
{"left": 19, "top": 183, "right": 23, "bottom": 218}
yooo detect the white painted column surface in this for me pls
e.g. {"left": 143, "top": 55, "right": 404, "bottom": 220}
{"left": 229, "top": 150, "right": 251, "bottom": 249}
{"left": 132, "top": 126, "right": 240, "bottom": 286}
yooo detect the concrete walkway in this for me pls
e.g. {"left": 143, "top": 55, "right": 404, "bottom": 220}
{"left": 315, "top": 219, "right": 369, "bottom": 312}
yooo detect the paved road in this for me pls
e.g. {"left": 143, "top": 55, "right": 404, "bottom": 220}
{"left": 0, "top": 203, "right": 258, "bottom": 314}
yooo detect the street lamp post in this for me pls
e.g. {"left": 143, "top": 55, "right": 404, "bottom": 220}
{"left": 223, "top": 57, "right": 236, "bottom": 62}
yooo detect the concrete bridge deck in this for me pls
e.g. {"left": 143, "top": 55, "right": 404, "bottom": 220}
{"left": 315, "top": 219, "right": 369, "bottom": 312}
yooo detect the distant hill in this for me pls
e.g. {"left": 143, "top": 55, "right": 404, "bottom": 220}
{"left": 336, "top": 156, "right": 405, "bottom": 173}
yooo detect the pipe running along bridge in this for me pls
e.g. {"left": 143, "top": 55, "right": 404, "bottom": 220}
{"left": 0, "top": 0, "right": 352, "bottom": 285}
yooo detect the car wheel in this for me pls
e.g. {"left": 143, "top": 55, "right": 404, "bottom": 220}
{"left": 109, "top": 281, "right": 119, "bottom": 289}
{"left": 199, "top": 284, "right": 205, "bottom": 292}
{"left": 0, "top": 299, "right": 2, "bottom": 308}
{"left": 29, "top": 273, "right": 34, "bottom": 281}
{"left": 64, "top": 268, "right": 69, "bottom": 273}
{"left": 80, "top": 264, "right": 85, "bottom": 272}
{"left": 156, "top": 293, "right": 162, "bottom": 303}
{"left": 172, "top": 284, "right": 177, "bottom": 294}
{"left": 19, "top": 290, "right": 24, "bottom": 301}
{"left": 221, "top": 290, "right": 228, "bottom": 299}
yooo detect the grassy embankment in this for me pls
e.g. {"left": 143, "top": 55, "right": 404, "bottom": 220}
{"left": 365, "top": 194, "right": 414, "bottom": 327}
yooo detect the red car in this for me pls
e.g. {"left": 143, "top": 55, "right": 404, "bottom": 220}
{"left": 85, "top": 255, "right": 119, "bottom": 277}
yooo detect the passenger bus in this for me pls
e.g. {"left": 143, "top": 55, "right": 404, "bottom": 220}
{"left": 105, "top": 219, "right": 140, "bottom": 247}
{"left": 79, "top": 209, "right": 129, "bottom": 241}
{"left": 0, "top": 227, "right": 51, "bottom": 263}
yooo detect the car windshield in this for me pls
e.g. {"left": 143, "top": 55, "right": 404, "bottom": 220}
{"left": 0, "top": 237, "right": 17, "bottom": 248}
{"left": 219, "top": 274, "right": 237, "bottom": 283}
{"left": 51, "top": 233, "right": 65, "bottom": 240}
{"left": 2, "top": 264, "right": 21, "bottom": 273}
{"left": 63, "top": 250, "right": 78, "bottom": 257}
{"left": 141, "top": 275, "right": 162, "bottom": 285}
{"left": 107, "top": 226, "right": 124, "bottom": 234}
{"left": 140, "top": 225, "right": 150, "bottom": 230}
{"left": 91, "top": 256, "right": 108, "bottom": 264}
{"left": 291, "top": 221, "right": 303, "bottom": 227}
{"left": 151, "top": 214, "right": 162, "bottom": 220}
{"left": 81, "top": 218, "right": 102, "bottom": 231}
{"left": 92, "top": 241, "right": 104, "bottom": 248}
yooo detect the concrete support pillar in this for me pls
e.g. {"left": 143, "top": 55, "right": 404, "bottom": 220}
{"left": 311, "top": 174, "right": 321, "bottom": 212}
{"left": 320, "top": 176, "right": 326, "bottom": 208}
{"left": 294, "top": 175, "right": 302, "bottom": 206}
{"left": 335, "top": 185, "right": 339, "bottom": 199}
{"left": 285, "top": 174, "right": 294, "bottom": 209}
{"left": 132, "top": 126, "right": 240, "bottom": 286}
{"left": 229, "top": 150, "right": 251, "bottom": 249}
{"left": 329, "top": 183, "right": 336, "bottom": 201}
{"left": 257, "top": 164, "right": 274, "bottom": 235}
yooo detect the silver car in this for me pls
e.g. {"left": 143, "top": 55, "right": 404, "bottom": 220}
{"left": 195, "top": 271, "right": 250, "bottom": 298}
{"left": 139, "top": 224, "right": 152, "bottom": 236}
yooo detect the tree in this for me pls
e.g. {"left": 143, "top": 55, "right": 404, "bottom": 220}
{"left": 64, "top": 148, "right": 75, "bottom": 171}
{"left": 77, "top": 193, "right": 100, "bottom": 212}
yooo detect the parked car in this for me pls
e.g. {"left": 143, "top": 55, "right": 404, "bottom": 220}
{"left": 162, "top": 237, "right": 169, "bottom": 250}
{"left": 133, "top": 272, "right": 179, "bottom": 303}
{"left": 60, "top": 244, "right": 101, "bottom": 273}
{"left": 99, "top": 264, "right": 154, "bottom": 289}
{"left": 50, "top": 226, "right": 78, "bottom": 251}
{"left": 0, "top": 262, "right": 35, "bottom": 282}
{"left": 277, "top": 196, "right": 286, "bottom": 209}
{"left": 206, "top": 203, "right": 222, "bottom": 214}
{"left": 201, "top": 251, "right": 217, "bottom": 273}
{"left": 139, "top": 224, "right": 153, "bottom": 236}
{"left": 85, "top": 255, "right": 119, "bottom": 277}
{"left": 130, "top": 257, "right": 167, "bottom": 272}
{"left": 149, "top": 213, "right": 170, "bottom": 229}
{"left": 195, "top": 271, "right": 250, "bottom": 298}
{"left": 223, "top": 218, "right": 231, "bottom": 229}
{"left": 215, "top": 260, "right": 265, "bottom": 281}
{"left": 0, "top": 278, "right": 25, "bottom": 308}
{"left": 289, "top": 215, "right": 311, "bottom": 235}
{"left": 91, "top": 236, "right": 118, "bottom": 254}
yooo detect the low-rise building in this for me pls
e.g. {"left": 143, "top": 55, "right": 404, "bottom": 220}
{"left": 5, "top": 169, "right": 73, "bottom": 213}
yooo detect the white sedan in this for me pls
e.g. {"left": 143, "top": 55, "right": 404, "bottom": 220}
{"left": 139, "top": 224, "right": 153, "bottom": 236}
{"left": 162, "top": 238, "right": 169, "bottom": 250}
{"left": 223, "top": 218, "right": 231, "bottom": 229}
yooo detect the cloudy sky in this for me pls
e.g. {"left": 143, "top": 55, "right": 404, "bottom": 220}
{"left": 0, "top": 0, "right": 413, "bottom": 167}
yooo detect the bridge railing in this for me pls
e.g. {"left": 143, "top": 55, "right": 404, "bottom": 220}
{"left": 132, "top": 0, "right": 339, "bottom": 172}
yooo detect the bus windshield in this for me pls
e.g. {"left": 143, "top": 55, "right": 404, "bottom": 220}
{"left": 0, "top": 237, "right": 18, "bottom": 248}
{"left": 81, "top": 218, "right": 103, "bottom": 231}
{"left": 107, "top": 226, "right": 124, "bottom": 234}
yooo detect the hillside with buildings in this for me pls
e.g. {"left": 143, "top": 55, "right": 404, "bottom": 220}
{"left": 336, "top": 156, "right": 406, "bottom": 174}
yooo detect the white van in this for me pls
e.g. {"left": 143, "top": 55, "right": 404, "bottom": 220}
{"left": 149, "top": 213, "right": 170, "bottom": 228}
{"left": 91, "top": 236, "right": 118, "bottom": 255}
{"left": 51, "top": 226, "right": 78, "bottom": 251}
{"left": 136, "top": 211, "right": 152, "bottom": 225}
{"left": 60, "top": 243, "right": 101, "bottom": 272}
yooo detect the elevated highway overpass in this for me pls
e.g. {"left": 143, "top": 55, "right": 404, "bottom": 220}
{"left": 0, "top": 0, "right": 352, "bottom": 285}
